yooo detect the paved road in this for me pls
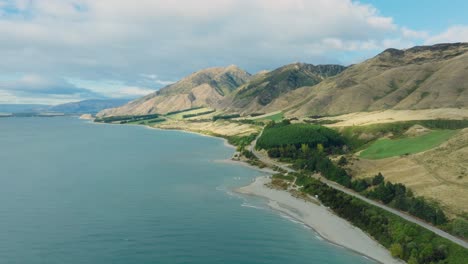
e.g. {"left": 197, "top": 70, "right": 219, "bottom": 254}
{"left": 249, "top": 135, "right": 468, "bottom": 249}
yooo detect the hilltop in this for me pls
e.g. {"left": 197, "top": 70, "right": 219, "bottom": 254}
{"left": 98, "top": 65, "right": 251, "bottom": 116}
{"left": 284, "top": 43, "right": 468, "bottom": 116}
{"left": 219, "top": 63, "right": 345, "bottom": 114}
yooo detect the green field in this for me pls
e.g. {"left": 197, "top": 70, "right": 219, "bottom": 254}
{"left": 252, "top": 111, "right": 284, "bottom": 122}
{"left": 359, "top": 130, "right": 458, "bottom": 159}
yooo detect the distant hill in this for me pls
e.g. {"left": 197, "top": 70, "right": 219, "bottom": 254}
{"left": 98, "top": 65, "right": 251, "bottom": 116}
{"left": 49, "top": 99, "right": 131, "bottom": 114}
{"left": 220, "top": 63, "right": 346, "bottom": 114}
{"left": 0, "top": 104, "right": 48, "bottom": 113}
{"left": 0, "top": 99, "right": 131, "bottom": 114}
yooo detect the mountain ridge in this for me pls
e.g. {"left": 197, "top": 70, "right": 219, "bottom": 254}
{"left": 218, "top": 63, "right": 346, "bottom": 114}
{"left": 98, "top": 65, "right": 251, "bottom": 116}
{"left": 98, "top": 42, "right": 468, "bottom": 118}
{"left": 283, "top": 42, "right": 468, "bottom": 117}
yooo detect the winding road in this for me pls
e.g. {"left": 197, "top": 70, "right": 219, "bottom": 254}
{"left": 249, "top": 134, "right": 468, "bottom": 249}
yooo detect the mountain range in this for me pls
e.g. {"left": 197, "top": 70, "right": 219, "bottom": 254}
{"left": 98, "top": 42, "right": 468, "bottom": 118}
{"left": 99, "top": 65, "right": 251, "bottom": 116}
{"left": 0, "top": 99, "right": 130, "bottom": 114}
{"left": 48, "top": 99, "right": 131, "bottom": 114}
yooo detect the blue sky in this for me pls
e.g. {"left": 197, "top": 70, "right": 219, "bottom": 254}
{"left": 0, "top": 0, "right": 467, "bottom": 104}
{"left": 363, "top": 0, "right": 468, "bottom": 32}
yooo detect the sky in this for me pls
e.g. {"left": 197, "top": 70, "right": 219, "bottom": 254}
{"left": 0, "top": 0, "right": 467, "bottom": 105}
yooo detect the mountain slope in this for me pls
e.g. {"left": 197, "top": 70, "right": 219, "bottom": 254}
{"left": 285, "top": 43, "right": 468, "bottom": 116}
{"left": 99, "top": 43, "right": 468, "bottom": 118}
{"left": 220, "top": 63, "right": 346, "bottom": 114}
{"left": 99, "top": 65, "right": 251, "bottom": 116}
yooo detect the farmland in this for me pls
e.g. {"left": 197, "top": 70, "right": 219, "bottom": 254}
{"left": 359, "top": 130, "right": 458, "bottom": 159}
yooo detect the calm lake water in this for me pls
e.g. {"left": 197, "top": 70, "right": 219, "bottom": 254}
{"left": 0, "top": 117, "right": 374, "bottom": 264}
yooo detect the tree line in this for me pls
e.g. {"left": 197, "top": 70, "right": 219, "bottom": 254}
{"left": 95, "top": 114, "right": 160, "bottom": 123}
{"left": 288, "top": 173, "right": 467, "bottom": 264}
{"left": 256, "top": 121, "right": 346, "bottom": 151}
{"left": 256, "top": 122, "right": 450, "bottom": 226}
{"left": 354, "top": 173, "right": 448, "bottom": 226}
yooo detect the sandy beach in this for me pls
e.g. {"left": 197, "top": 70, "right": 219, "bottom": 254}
{"left": 236, "top": 176, "right": 403, "bottom": 264}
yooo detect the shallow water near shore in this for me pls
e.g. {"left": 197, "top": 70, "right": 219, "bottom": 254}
{"left": 0, "top": 117, "right": 374, "bottom": 264}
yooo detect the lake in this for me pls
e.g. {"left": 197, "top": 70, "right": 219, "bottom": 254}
{"left": 0, "top": 117, "right": 374, "bottom": 264}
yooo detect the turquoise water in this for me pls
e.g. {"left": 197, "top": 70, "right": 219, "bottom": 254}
{"left": 0, "top": 117, "right": 374, "bottom": 264}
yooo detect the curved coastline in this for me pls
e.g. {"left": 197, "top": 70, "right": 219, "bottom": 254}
{"left": 87, "top": 118, "right": 400, "bottom": 264}
{"left": 147, "top": 123, "right": 402, "bottom": 263}
{"left": 236, "top": 176, "right": 403, "bottom": 264}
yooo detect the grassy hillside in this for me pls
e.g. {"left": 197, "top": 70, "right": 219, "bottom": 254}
{"left": 360, "top": 130, "right": 458, "bottom": 159}
{"left": 98, "top": 65, "right": 251, "bottom": 117}
{"left": 286, "top": 43, "right": 468, "bottom": 116}
{"left": 339, "top": 120, "right": 468, "bottom": 220}
{"left": 98, "top": 43, "right": 468, "bottom": 119}
{"left": 339, "top": 119, "right": 468, "bottom": 150}
{"left": 221, "top": 63, "right": 345, "bottom": 114}
{"left": 251, "top": 111, "right": 284, "bottom": 122}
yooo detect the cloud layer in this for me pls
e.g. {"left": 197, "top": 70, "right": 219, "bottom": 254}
{"left": 0, "top": 0, "right": 465, "bottom": 104}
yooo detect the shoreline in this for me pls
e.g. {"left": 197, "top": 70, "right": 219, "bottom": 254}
{"left": 214, "top": 158, "right": 277, "bottom": 174}
{"left": 87, "top": 118, "right": 400, "bottom": 263}
{"left": 88, "top": 118, "right": 237, "bottom": 150}
{"left": 236, "top": 176, "right": 403, "bottom": 264}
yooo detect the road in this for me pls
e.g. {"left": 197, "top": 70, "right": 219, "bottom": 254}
{"left": 249, "top": 135, "right": 468, "bottom": 249}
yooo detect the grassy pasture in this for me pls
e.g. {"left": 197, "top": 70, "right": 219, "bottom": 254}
{"left": 359, "top": 130, "right": 457, "bottom": 159}
{"left": 251, "top": 111, "right": 284, "bottom": 122}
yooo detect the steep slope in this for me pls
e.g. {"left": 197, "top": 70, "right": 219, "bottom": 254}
{"left": 49, "top": 99, "right": 130, "bottom": 114}
{"left": 285, "top": 43, "right": 468, "bottom": 117}
{"left": 100, "top": 43, "right": 468, "bottom": 118}
{"left": 220, "top": 63, "right": 345, "bottom": 114}
{"left": 98, "top": 65, "right": 250, "bottom": 116}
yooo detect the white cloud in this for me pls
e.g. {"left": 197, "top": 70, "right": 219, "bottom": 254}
{"left": 0, "top": 0, "right": 456, "bottom": 103}
{"left": 401, "top": 27, "right": 429, "bottom": 39}
{"left": 0, "top": 0, "right": 400, "bottom": 78}
{"left": 140, "top": 74, "right": 175, "bottom": 86}
{"left": 0, "top": 74, "right": 98, "bottom": 96}
{"left": 0, "top": 89, "right": 92, "bottom": 104}
{"left": 425, "top": 25, "right": 468, "bottom": 44}
{"left": 114, "top": 86, "right": 155, "bottom": 98}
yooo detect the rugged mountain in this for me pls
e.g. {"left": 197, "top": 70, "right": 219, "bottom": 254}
{"left": 219, "top": 63, "right": 346, "bottom": 114}
{"left": 98, "top": 65, "right": 251, "bottom": 116}
{"left": 284, "top": 43, "right": 468, "bottom": 116}
{"left": 49, "top": 99, "right": 130, "bottom": 114}
{"left": 99, "top": 43, "right": 468, "bottom": 118}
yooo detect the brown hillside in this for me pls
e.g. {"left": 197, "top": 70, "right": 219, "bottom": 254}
{"left": 98, "top": 65, "right": 251, "bottom": 116}
{"left": 285, "top": 43, "right": 468, "bottom": 117}
{"left": 219, "top": 63, "right": 346, "bottom": 114}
